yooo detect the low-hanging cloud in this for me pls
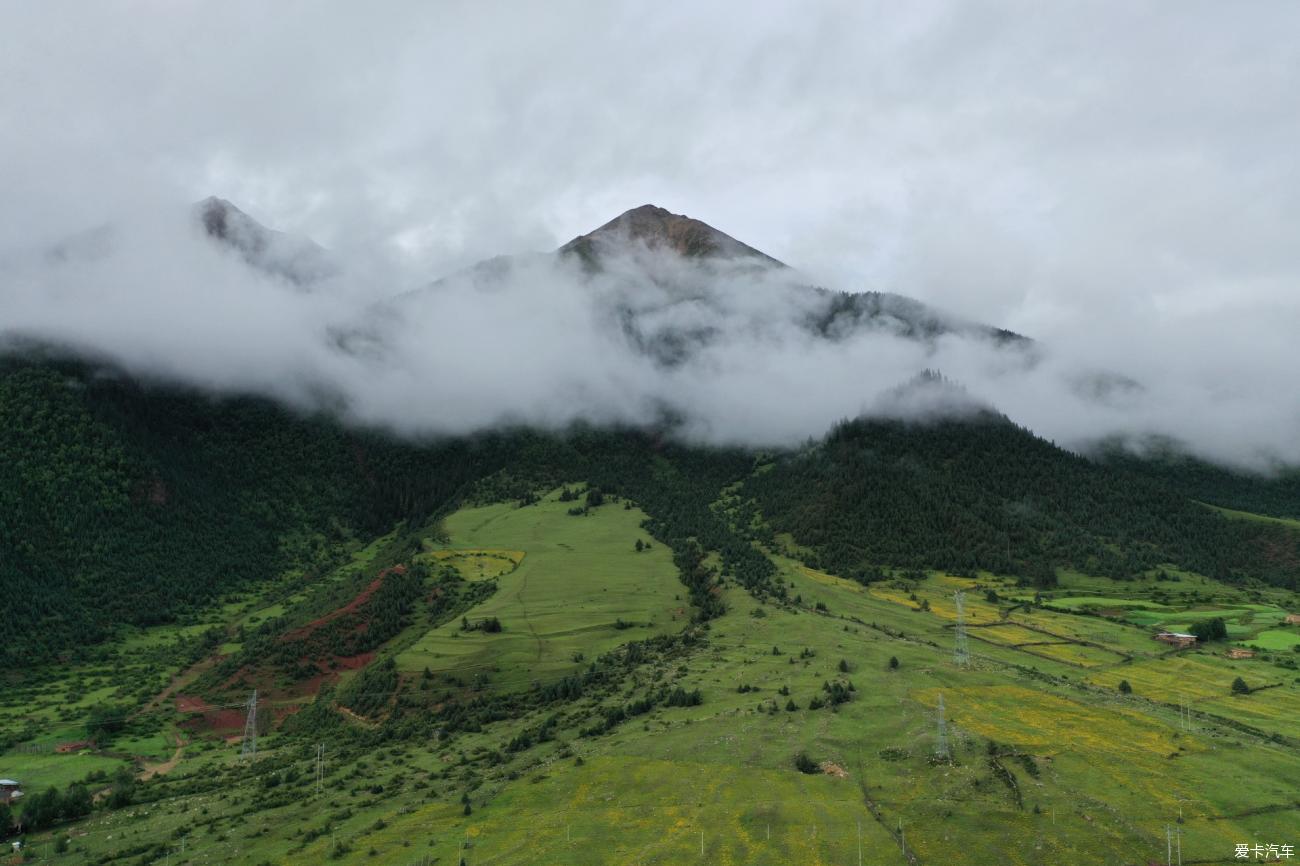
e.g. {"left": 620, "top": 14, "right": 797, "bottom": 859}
{"left": 1, "top": 2, "right": 1298, "bottom": 470}
{"left": 2, "top": 199, "right": 1297, "bottom": 473}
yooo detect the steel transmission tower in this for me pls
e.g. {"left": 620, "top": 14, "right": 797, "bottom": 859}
{"left": 240, "top": 690, "right": 258, "bottom": 760}
{"left": 953, "top": 590, "right": 971, "bottom": 667}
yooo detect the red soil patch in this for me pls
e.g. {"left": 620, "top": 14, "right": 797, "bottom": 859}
{"left": 277, "top": 651, "right": 377, "bottom": 700}
{"left": 272, "top": 705, "right": 301, "bottom": 722}
{"left": 217, "top": 667, "right": 255, "bottom": 692}
{"left": 189, "top": 708, "right": 246, "bottom": 732}
{"left": 333, "top": 651, "right": 374, "bottom": 670}
{"left": 175, "top": 695, "right": 211, "bottom": 714}
{"left": 55, "top": 740, "right": 90, "bottom": 753}
{"left": 281, "top": 565, "right": 405, "bottom": 643}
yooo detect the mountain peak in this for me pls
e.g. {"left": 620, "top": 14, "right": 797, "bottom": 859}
{"left": 192, "top": 196, "right": 335, "bottom": 286}
{"left": 195, "top": 196, "right": 249, "bottom": 244}
{"left": 558, "top": 204, "right": 784, "bottom": 267}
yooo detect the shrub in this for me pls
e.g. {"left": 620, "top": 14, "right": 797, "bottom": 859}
{"left": 1190, "top": 618, "right": 1227, "bottom": 642}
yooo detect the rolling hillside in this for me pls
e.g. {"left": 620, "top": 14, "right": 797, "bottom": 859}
{"left": 2, "top": 208, "right": 1299, "bottom": 864}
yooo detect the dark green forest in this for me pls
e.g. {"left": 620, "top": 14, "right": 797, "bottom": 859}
{"left": 746, "top": 413, "right": 1300, "bottom": 588}
{"left": 1098, "top": 445, "right": 1300, "bottom": 521}
{"left": 3, "top": 356, "right": 1298, "bottom": 668}
{"left": 0, "top": 359, "right": 501, "bottom": 666}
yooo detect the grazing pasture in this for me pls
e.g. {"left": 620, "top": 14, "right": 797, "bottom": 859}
{"left": 395, "top": 490, "right": 684, "bottom": 683}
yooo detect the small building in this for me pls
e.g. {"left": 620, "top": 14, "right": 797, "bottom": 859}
{"left": 1154, "top": 632, "right": 1197, "bottom": 648}
{"left": 1226, "top": 647, "right": 1255, "bottom": 659}
{"left": 0, "top": 779, "right": 21, "bottom": 804}
{"left": 1285, "top": 613, "right": 1300, "bottom": 625}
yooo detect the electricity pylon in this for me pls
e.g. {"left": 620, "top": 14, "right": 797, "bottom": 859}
{"left": 240, "top": 690, "right": 258, "bottom": 760}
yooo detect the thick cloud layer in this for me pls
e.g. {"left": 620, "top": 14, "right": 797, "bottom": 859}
{"left": 1, "top": 2, "right": 1298, "bottom": 469}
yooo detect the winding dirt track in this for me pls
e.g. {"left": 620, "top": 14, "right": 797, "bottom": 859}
{"left": 140, "top": 733, "right": 185, "bottom": 781}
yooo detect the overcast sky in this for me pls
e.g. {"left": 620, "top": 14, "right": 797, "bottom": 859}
{"left": 2, "top": 2, "right": 1298, "bottom": 466}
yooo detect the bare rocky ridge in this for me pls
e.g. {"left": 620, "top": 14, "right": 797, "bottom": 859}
{"left": 558, "top": 203, "right": 785, "bottom": 267}
{"left": 195, "top": 196, "right": 336, "bottom": 287}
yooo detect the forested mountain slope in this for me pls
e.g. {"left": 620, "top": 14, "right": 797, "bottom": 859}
{"left": 3, "top": 355, "right": 1298, "bottom": 670}
{"left": 1099, "top": 446, "right": 1300, "bottom": 521}
{"left": 0, "top": 358, "right": 499, "bottom": 665}
{"left": 745, "top": 413, "right": 1300, "bottom": 589}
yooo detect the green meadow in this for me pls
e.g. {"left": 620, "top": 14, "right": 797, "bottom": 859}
{"left": 1245, "top": 630, "right": 1300, "bottom": 650}
{"left": 396, "top": 491, "right": 685, "bottom": 685}
{"left": 4, "top": 490, "right": 1298, "bottom": 865}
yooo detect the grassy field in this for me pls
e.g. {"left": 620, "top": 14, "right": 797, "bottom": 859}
{"left": 395, "top": 490, "right": 685, "bottom": 685}
{"left": 0, "top": 751, "right": 123, "bottom": 792}
{"left": 1049, "top": 596, "right": 1168, "bottom": 610}
{"left": 5, "top": 494, "right": 1299, "bottom": 865}
{"left": 423, "top": 547, "right": 525, "bottom": 581}
{"left": 1244, "top": 629, "right": 1300, "bottom": 650}
{"left": 1204, "top": 502, "right": 1300, "bottom": 531}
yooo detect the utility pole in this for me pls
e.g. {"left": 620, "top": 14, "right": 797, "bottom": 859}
{"left": 700, "top": 829, "right": 704, "bottom": 857}
{"left": 240, "top": 690, "right": 258, "bottom": 760}
{"left": 315, "top": 743, "right": 325, "bottom": 793}
{"left": 1166, "top": 824, "right": 1172, "bottom": 866}
{"left": 899, "top": 818, "right": 906, "bottom": 858}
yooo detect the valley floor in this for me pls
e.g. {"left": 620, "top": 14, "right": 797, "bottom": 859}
{"left": 3, "top": 489, "right": 1299, "bottom": 865}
